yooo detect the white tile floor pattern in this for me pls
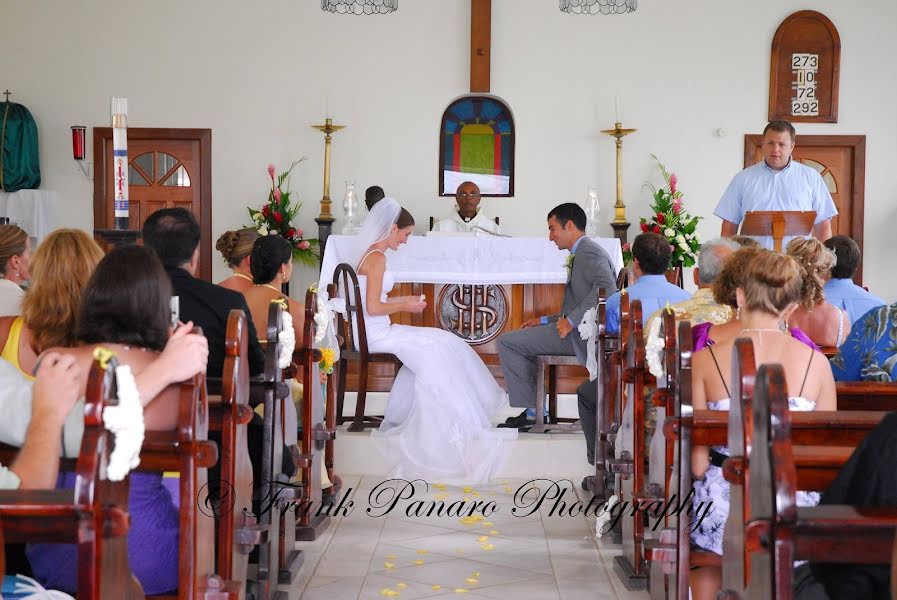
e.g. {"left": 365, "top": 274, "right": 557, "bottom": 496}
{"left": 275, "top": 475, "right": 651, "bottom": 599}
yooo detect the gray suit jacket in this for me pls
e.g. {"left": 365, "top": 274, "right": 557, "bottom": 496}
{"left": 548, "top": 237, "right": 618, "bottom": 362}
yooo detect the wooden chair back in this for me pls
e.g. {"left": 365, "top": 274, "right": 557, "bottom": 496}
{"left": 332, "top": 262, "right": 401, "bottom": 431}
{"left": 0, "top": 354, "right": 143, "bottom": 598}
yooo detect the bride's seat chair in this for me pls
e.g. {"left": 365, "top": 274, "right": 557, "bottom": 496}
{"left": 332, "top": 263, "right": 403, "bottom": 432}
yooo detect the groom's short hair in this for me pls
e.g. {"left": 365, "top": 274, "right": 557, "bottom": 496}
{"left": 547, "top": 203, "right": 587, "bottom": 232}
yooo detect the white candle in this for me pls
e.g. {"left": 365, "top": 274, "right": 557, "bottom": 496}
{"left": 614, "top": 95, "right": 620, "bottom": 123}
{"left": 325, "top": 94, "right": 330, "bottom": 119}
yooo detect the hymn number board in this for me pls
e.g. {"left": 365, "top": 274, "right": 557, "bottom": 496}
{"left": 769, "top": 11, "right": 841, "bottom": 123}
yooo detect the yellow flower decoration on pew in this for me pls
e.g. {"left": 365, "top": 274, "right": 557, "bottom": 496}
{"left": 320, "top": 348, "right": 336, "bottom": 375}
{"left": 92, "top": 346, "right": 115, "bottom": 369}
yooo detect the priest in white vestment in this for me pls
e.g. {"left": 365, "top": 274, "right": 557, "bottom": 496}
{"left": 432, "top": 181, "right": 501, "bottom": 235}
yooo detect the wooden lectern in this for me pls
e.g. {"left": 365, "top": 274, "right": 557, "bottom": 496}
{"left": 739, "top": 210, "right": 816, "bottom": 252}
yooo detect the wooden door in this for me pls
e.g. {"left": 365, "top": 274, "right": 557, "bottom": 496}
{"left": 93, "top": 128, "right": 212, "bottom": 280}
{"left": 744, "top": 134, "right": 866, "bottom": 283}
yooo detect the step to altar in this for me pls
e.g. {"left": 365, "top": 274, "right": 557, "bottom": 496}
{"left": 333, "top": 392, "right": 591, "bottom": 479}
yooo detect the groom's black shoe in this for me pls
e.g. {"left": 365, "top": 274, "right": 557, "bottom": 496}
{"left": 498, "top": 410, "right": 534, "bottom": 429}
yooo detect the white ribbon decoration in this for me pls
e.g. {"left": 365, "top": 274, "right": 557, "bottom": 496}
{"left": 312, "top": 289, "right": 343, "bottom": 365}
{"left": 278, "top": 310, "right": 296, "bottom": 370}
{"left": 646, "top": 315, "right": 666, "bottom": 380}
{"left": 102, "top": 365, "right": 144, "bottom": 482}
{"left": 578, "top": 307, "right": 598, "bottom": 381}
{"left": 9, "top": 574, "right": 75, "bottom": 599}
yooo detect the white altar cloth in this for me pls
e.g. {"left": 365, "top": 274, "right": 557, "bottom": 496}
{"left": 319, "top": 235, "right": 623, "bottom": 287}
{"left": 0, "top": 190, "right": 62, "bottom": 242}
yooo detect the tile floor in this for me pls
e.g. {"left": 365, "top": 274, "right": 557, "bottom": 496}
{"left": 277, "top": 476, "right": 651, "bottom": 599}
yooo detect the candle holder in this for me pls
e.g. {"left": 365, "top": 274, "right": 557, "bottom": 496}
{"left": 312, "top": 118, "right": 346, "bottom": 264}
{"left": 600, "top": 122, "right": 637, "bottom": 243}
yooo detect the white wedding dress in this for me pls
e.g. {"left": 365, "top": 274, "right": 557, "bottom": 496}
{"left": 357, "top": 250, "right": 517, "bottom": 485}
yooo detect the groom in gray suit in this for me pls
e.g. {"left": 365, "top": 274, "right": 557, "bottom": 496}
{"left": 497, "top": 203, "right": 617, "bottom": 429}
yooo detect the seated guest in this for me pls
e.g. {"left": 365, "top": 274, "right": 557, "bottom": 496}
{"left": 786, "top": 237, "right": 851, "bottom": 347}
{"left": 688, "top": 250, "right": 836, "bottom": 600}
{"left": 216, "top": 227, "right": 259, "bottom": 293}
{"left": 644, "top": 237, "right": 739, "bottom": 335}
{"left": 0, "top": 229, "right": 104, "bottom": 377}
{"left": 142, "top": 207, "right": 264, "bottom": 378}
{"left": 0, "top": 224, "right": 31, "bottom": 316}
{"left": 432, "top": 181, "right": 501, "bottom": 234}
{"left": 605, "top": 232, "right": 690, "bottom": 334}
{"left": 693, "top": 246, "right": 818, "bottom": 351}
{"left": 830, "top": 302, "right": 897, "bottom": 381}
{"left": 365, "top": 185, "right": 385, "bottom": 211}
{"left": 27, "top": 246, "right": 210, "bottom": 595}
{"left": 243, "top": 234, "right": 305, "bottom": 341}
{"left": 0, "top": 353, "right": 81, "bottom": 489}
{"left": 822, "top": 235, "right": 885, "bottom": 324}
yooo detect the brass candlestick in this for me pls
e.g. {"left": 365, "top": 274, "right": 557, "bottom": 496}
{"left": 600, "top": 122, "right": 637, "bottom": 242}
{"left": 311, "top": 118, "right": 346, "bottom": 220}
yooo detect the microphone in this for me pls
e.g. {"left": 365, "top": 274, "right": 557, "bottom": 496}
{"left": 470, "top": 225, "right": 511, "bottom": 238}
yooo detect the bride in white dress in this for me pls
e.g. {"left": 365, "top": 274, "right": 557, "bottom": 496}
{"left": 337, "top": 198, "right": 516, "bottom": 484}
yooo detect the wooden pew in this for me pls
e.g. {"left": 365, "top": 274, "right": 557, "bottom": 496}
{"left": 208, "top": 310, "right": 264, "bottom": 599}
{"left": 323, "top": 283, "right": 345, "bottom": 504}
{"left": 835, "top": 381, "right": 897, "bottom": 411}
{"left": 0, "top": 354, "right": 143, "bottom": 598}
{"left": 651, "top": 335, "right": 889, "bottom": 600}
{"left": 719, "top": 362, "right": 897, "bottom": 599}
{"left": 138, "top": 370, "right": 237, "bottom": 599}
{"left": 608, "top": 299, "right": 657, "bottom": 589}
{"left": 583, "top": 289, "right": 617, "bottom": 500}
{"left": 294, "top": 288, "right": 334, "bottom": 541}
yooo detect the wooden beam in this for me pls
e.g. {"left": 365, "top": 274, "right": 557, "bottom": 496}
{"left": 470, "top": 0, "right": 491, "bottom": 93}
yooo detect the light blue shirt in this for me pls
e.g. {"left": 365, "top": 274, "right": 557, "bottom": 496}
{"left": 714, "top": 159, "right": 837, "bottom": 250}
{"left": 823, "top": 278, "right": 886, "bottom": 325}
{"left": 541, "top": 236, "right": 585, "bottom": 327}
{"left": 605, "top": 274, "right": 691, "bottom": 334}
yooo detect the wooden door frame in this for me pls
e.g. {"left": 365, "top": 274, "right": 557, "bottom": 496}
{"left": 93, "top": 128, "right": 213, "bottom": 281}
{"left": 744, "top": 134, "right": 866, "bottom": 282}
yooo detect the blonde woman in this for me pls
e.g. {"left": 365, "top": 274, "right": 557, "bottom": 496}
{"left": 216, "top": 228, "right": 259, "bottom": 293}
{"left": 786, "top": 237, "right": 851, "bottom": 347}
{"left": 0, "top": 229, "right": 104, "bottom": 377}
{"left": 0, "top": 225, "right": 31, "bottom": 316}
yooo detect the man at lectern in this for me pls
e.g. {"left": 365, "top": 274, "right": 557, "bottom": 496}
{"left": 432, "top": 181, "right": 501, "bottom": 235}
{"left": 714, "top": 120, "right": 837, "bottom": 249}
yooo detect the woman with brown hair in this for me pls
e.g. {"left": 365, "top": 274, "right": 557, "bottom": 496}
{"left": 786, "top": 236, "right": 851, "bottom": 347}
{"left": 216, "top": 228, "right": 259, "bottom": 293}
{"left": 0, "top": 229, "right": 104, "bottom": 377}
{"left": 0, "top": 224, "right": 31, "bottom": 316}
{"left": 688, "top": 250, "right": 836, "bottom": 600}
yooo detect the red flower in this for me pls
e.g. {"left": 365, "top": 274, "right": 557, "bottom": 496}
{"left": 640, "top": 222, "right": 649, "bottom": 233}
{"left": 273, "top": 211, "right": 283, "bottom": 224}
{"left": 652, "top": 225, "right": 661, "bottom": 234}
{"left": 261, "top": 204, "right": 270, "bottom": 218}
{"left": 622, "top": 242, "right": 631, "bottom": 251}
{"left": 286, "top": 227, "right": 297, "bottom": 239}
{"left": 656, "top": 212, "right": 666, "bottom": 224}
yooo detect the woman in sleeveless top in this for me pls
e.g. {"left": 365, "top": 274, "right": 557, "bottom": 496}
{"left": 786, "top": 237, "right": 851, "bottom": 348}
{"left": 216, "top": 228, "right": 259, "bottom": 293}
{"left": 26, "top": 246, "right": 191, "bottom": 595}
{"left": 347, "top": 198, "right": 515, "bottom": 485}
{"left": 0, "top": 224, "right": 30, "bottom": 317}
{"left": 0, "top": 229, "right": 104, "bottom": 378}
{"left": 688, "top": 250, "right": 837, "bottom": 600}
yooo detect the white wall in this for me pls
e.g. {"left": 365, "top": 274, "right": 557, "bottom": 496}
{"left": 3, "top": 0, "right": 896, "bottom": 297}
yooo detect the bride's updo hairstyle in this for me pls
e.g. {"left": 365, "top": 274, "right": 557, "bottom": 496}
{"left": 785, "top": 237, "right": 836, "bottom": 310}
{"left": 250, "top": 234, "right": 292, "bottom": 285}
{"left": 396, "top": 208, "right": 414, "bottom": 229}
{"left": 740, "top": 250, "right": 803, "bottom": 317}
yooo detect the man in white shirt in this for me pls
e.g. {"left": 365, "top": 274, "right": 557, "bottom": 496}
{"left": 432, "top": 181, "right": 501, "bottom": 235}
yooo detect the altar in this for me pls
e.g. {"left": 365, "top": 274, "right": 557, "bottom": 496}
{"left": 320, "top": 235, "right": 623, "bottom": 393}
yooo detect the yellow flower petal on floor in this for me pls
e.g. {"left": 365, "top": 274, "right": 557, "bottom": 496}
{"left": 477, "top": 536, "right": 489, "bottom": 542}
{"left": 379, "top": 589, "right": 399, "bottom": 597}
{"left": 465, "top": 578, "right": 479, "bottom": 584}
{"left": 489, "top": 530, "right": 499, "bottom": 535}
{"left": 386, "top": 555, "right": 396, "bottom": 560}
{"left": 434, "top": 493, "right": 449, "bottom": 500}
{"left": 458, "top": 515, "right": 484, "bottom": 525}
{"left": 471, "top": 491, "right": 481, "bottom": 497}
{"left": 432, "top": 585, "right": 442, "bottom": 591}
{"left": 480, "top": 543, "right": 495, "bottom": 551}
{"left": 463, "top": 486, "right": 473, "bottom": 493}
{"left": 396, "top": 583, "right": 408, "bottom": 589}
{"left": 384, "top": 562, "right": 395, "bottom": 569}
{"left": 482, "top": 522, "right": 494, "bottom": 527}
{"left": 504, "top": 486, "right": 513, "bottom": 493}
{"left": 416, "top": 549, "right": 428, "bottom": 555}
{"left": 455, "top": 589, "right": 469, "bottom": 594}
{"left": 412, "top": 560, "right": 425, "bottom": 566}
{"left": 472, "top": 572, "right": 480, "bottom": 578}
{"left": 433, "top": 483, "right": 447, "bottom": 491}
